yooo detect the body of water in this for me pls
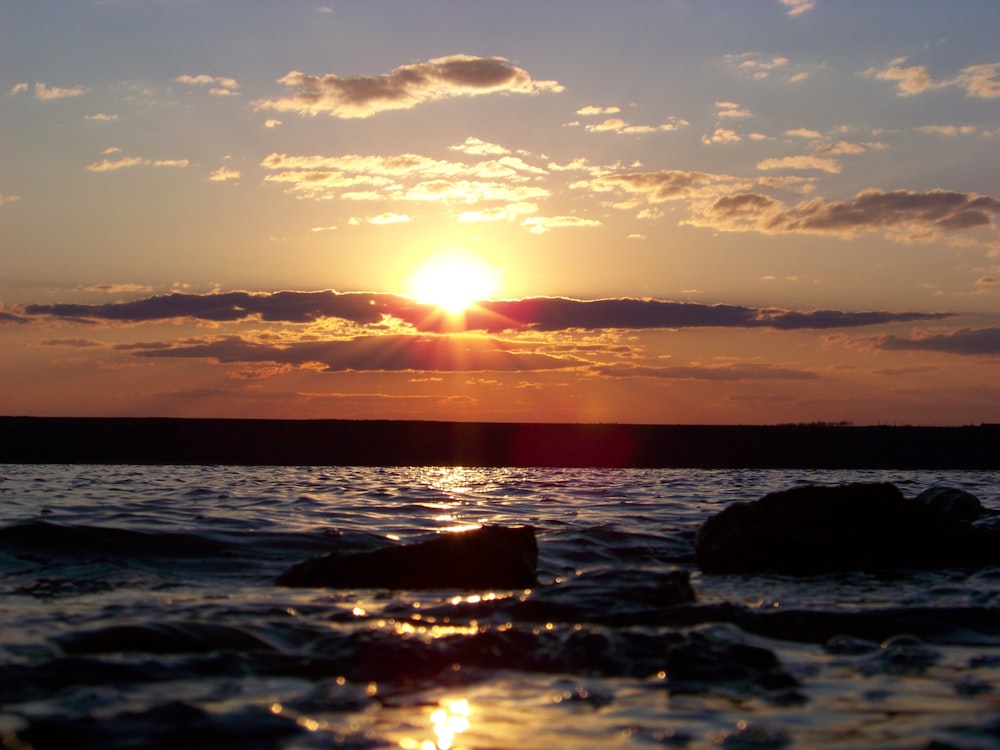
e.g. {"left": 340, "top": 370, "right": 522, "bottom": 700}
{"left": 1, "top": 465, "right": 998, "bottom": 749}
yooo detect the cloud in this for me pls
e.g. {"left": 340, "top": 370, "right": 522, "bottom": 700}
{"left": 579, "top": 169, "right": 753, "bottom": 206}
{"left": 595, "top": 362, "right": 818, "bottom": 380}
{"left": 814, "top": 140, "right": 868, "bottom": 155}
{"left": 725, "top": 53, "right": 790, "bottom": 80}
{"left": 34, "top": 82, "right": 87, "bottom": 100}
{"left": 716, "top": 101, "right": 753, "bottom": 119}
{"left": 0, "top": 193, "right": 21, "bottom": 207}
{"left": 85, "top": 156, "right": 150, "bottom": 172}
{"left": 41, "top": 338, "right": 104, "bottom": 348}
{"left": 584, "top": 117, "right": 688, "bottom": 135}
{"left": 951, "top": 62, "right": 1000, "bottom": 99}
{"left": 176, "top": 74, "right": 239, "bottom": 96}
{"left": 756, "top": 155, "right": 841, "bottom": 173}
{"left": 85, "top": 113, "right": 118, "bottom": 122}
{"left": 0, "top": 309, "right": 29, "bottom": 324}
{"left": 209, "top": 166, "right": 240, "bottom": 182}
{"left": 10, "top": 82, "right": 28, "bottom": 95}
{"left": 785, "top": 128, "right": 823, "bottom": 139}
{"left": 22, "top": 290, "right": 948, "bottom": 334}
{"left": 449, "top": 136, "right": 510, "bottom": 156}
{"left": 77, "top": 283, "right": 154, "bottom": 294}
{"left": 865, "top": 59, "right": 1000, "bottom": 99}
{"left": 577, "top": 105, "right": 621, "bottom": 116}
{"left": 264, "top": 119, "right": 282, "bottom": 128}
{"left": 252, "top": 54, "right": 563, "bottom": 118}
{"left": 126, "top": 333, "right": 579, "bottom": 373}
{"left": 521, "top": 216, "right": 602, "bottom": 234}
{"left": 702, "top": 127, "right": 742, "bottom": 144}
{"left": 260, "top": 149, "right": 551, "bottom": 213}
{"left": 916, "top": 125, "right": 978, "bottom": 136}
{"left": 757, "top": 176, "right": 816, "bottom": 194}
{"left": 367, "top": 212, "right": 410, "bottom": 224}
{"left": 878, "top": 328, "right": 1000, "bottom": 356}
{"left": 688, "top": 188, "right": 1000, "bottom": 241}
{"left": 154, "top": 159, "right": 189, "bottom": 168}
{"left": 778, "top": 0, "right": 816, "bottom": 16}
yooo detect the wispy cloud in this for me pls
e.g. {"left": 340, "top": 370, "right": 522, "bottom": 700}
{"left": 85, "top": 113, "right": 118, "bottom": 122}
{"left": 878, "top": 327, "right": 1000, "bottom": 356}
{"left": 757, "top": 155, "right": 842, "bottom": 173}
{"left": 252, "top": 54, "right": 563, "bottom": 118}
{"left": 595, "top": 362, "right": 818, "bottom": 380}
{"left": 577, "top": 105, "right": 621, "bottom": 116}
{"left": 778, "top": 0, "right": 816, "bottom": 17}
{"left": 916, "top": 125, "right": 979, "bottom": 136}
{"left": 209, "top": 166, "right": 240, "bottom": 182}
{"left": 366, "top": 212, "right": 410, "bottom": 225}
{"left": 724, "top": 53, "right": 790, "bottom": 80}
{"left": 583, "top": 116, "right": 688, "bottom": 135}
{"left": 86, "top": 156, "right": 150, "bottom": 172}
{"left": 34, "top": 82, "right": 87, "bottom": 100}
{"left": 716, "top": 101, "right": 753, "bottom": 119}
{"left": 125, "top": 334, "right": 579, "bottom": 373}
{"left": 521, "top": 215, "right": 602, "bottom": 234}
{"left": 0, "top": 193, "right": 21, "bottom": 207}
{"left": 578, "top": 169, "right": 752, "bottom": 207}
{"left": 865, "top": 58, "right": 1000, "bottom": 99}
{"left": 176, "top": 73, "right": 239, "bottom": 96}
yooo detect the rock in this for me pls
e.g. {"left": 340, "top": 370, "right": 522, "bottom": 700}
{"left": 695, "top": 482, "right": 1000, "bottom": 575}
{"left": 276, "top": 525, "right": 538, "bottom": 589}
{"left": 914, "top": 486, "right": 982, "bottom": 522}
{"left": 664, "top": 632, "right": 803, "bottom": 702}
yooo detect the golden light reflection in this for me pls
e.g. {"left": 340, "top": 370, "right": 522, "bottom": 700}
{"left": 400, "top": 698, "right": 472, "bottom": 750}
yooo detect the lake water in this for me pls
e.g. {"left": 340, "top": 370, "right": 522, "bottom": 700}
{"left": 1, "top": 465, "right": 999, "bottom": 749}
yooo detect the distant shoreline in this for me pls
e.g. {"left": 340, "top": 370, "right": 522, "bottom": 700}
{"left": 2, "top": 417, "right": 997, "bottom": 469}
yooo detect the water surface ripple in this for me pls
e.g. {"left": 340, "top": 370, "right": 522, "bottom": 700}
{"left": 1, "top": 465, "right": 998, "bottom": 749}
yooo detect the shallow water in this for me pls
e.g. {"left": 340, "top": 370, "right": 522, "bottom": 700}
{"left": 1, "top": 465, "right": 999, "bottom": 749}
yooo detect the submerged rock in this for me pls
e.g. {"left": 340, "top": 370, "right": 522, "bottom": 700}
{"left": 664, "top": 632, "right": 803, "bottom": 703}
{"left": 695, "top": 482, "right": 1000, "bottom": 575}
{"left": 276, "top": 525, "right": 538, "bottom": 589}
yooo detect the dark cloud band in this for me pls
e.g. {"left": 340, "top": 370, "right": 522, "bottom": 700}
{"left": 23, "top": 291, "right": 950, "bottom": 332}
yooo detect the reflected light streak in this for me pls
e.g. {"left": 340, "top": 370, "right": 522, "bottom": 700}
{"left": 399, "top": 699, "right": 471, "bottom": 750}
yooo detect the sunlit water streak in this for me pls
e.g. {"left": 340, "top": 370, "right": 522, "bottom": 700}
{"left": 1, "top": 465, "right": 998, "bottom": 749}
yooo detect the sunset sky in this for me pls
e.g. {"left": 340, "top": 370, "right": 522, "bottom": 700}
{"left": 2, "top": 0, "right": 999, "bottom": 425}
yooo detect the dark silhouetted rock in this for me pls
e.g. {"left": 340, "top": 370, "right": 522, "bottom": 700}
{"left": 914, "top": 486, "right": 982, "bottom": 522}
{"left": 696, "top": 482, "right": 1000, "bottom": 574}
{"left": 277, "top": 525, "right": 537, "bottom": 589}
{"left": 665, "top": 632, "right": 803, "bottom": 702}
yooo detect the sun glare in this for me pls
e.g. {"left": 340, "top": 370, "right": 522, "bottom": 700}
{"left": 408, "top": 252, "right": 500, "bottom": 314}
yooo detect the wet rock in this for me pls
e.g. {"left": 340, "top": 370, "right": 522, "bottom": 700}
{"left": 720, "top": 722, "right": 791, "bottom": 749}
{"left": 858, "top": 634, "right": 941, "bottom": 675}
{"left": 664, "top": 632, "right": 803, "bottom": 702}
{"left": 915, "top": 486, "right": 982, "bottom": 522}
{"left": 276, "top": 525, "right": 537, "bottom": 589}
{"left": 823, "top": 635, "right": 880, "bottom": 655}
{"left": 695, "top": 483, "right": 1000, "bottom": 575}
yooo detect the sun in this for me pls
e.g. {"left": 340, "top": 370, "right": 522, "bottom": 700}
{"left": 407, "top": 251, "right": 500, "bottom": 314}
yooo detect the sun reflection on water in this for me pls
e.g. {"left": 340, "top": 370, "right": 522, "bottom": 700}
{"left": 400, "top": 698, "right": 471, "bottom": 750}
